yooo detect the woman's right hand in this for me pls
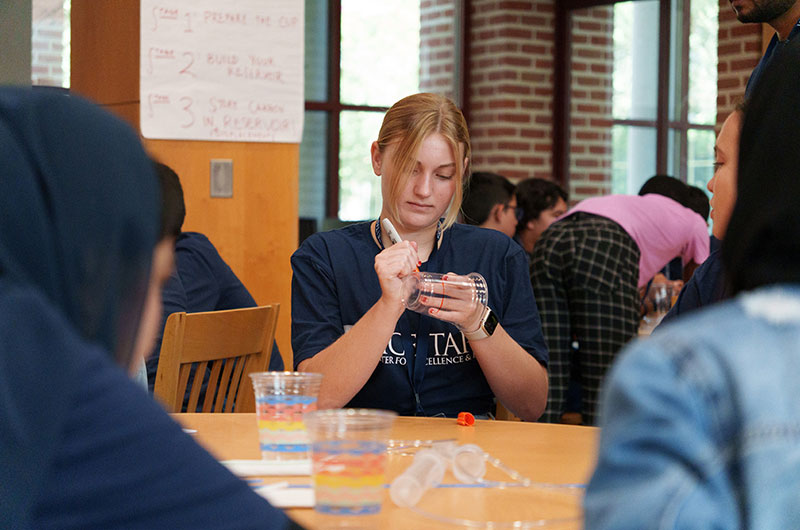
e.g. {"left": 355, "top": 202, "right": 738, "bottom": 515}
{"left": 374, "top": 240, "right": 419, "bottom": 311}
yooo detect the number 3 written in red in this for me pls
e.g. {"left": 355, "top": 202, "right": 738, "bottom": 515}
{"left": 179, "top": 96, "right": 195, "bottom": 128}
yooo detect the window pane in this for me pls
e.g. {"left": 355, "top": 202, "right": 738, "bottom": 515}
{"left": 611, "top": 125, "right": 657, "bottom": 194}
{"left": 338, "top": 111, "right": 385, "bottom": 221}
{"left": 613, "top": 1, "right": 659, "bottom": 121}
{"left": 305, "top": 0, "right": 328, "bottom": 102}
{"left": 340, "top": 1, "right": 420, "bottom": 107}
{"left": 688, "top": 0, "right": 718, "bottom": 125}
{"left": 31, "top": 0, "right": 70, "bottom": 88}
{"left": 299, "top": 111, "right": 328, "bottom": 222}
{"left": 686, "top": 128, "right": 715, "bottom": 192}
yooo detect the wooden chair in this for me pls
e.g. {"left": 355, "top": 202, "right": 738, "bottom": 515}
{"left": 153, "top": 304, "right": 279, "bottom": 413}
{"left": 496, "top": 403, "right": 522, "bottom": 422}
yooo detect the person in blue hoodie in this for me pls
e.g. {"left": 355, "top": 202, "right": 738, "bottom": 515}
{"left": 0, "top": 88, "right": 300, "bottom": 530}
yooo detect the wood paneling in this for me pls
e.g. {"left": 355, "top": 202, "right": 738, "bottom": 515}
{"left": 71, "top": 0, "right": 298, "bottom": 369}
{"left": 145, "top": 140, "right": 298, "bottom": 369}
{"left": 70, "top": 0, "right": 141, "bottom": 105}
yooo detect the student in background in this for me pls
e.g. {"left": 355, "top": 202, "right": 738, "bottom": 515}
{"left": 146, "top": 162, "right": 284, "bottom": 395}
{"left": 514, "top": 178, "right": 569, "bottom": 258}
{"left": 659, "top": 106, "right": 743, "bottom": 324}
{"left": 460, "top": 171, "right": 520, "bottom": 237}
{"left": 0, "top": 88, "right": 298, "bottom": 529}
{"left": 638, "top": 176, "right": 710, "bottom": 283}
{"left": 532, "top": 180, "right": 709, "bottom": 425}
{"left": 584, "top": 41, "right": 800, "bottom": 529}
{"left": 292, "top": 93, "right": 548, "bottom": 420}
{"left": 686, "top": 185, "right": 710, "bottom": 226}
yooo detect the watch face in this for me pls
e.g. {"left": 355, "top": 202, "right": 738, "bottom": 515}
{"left": 484, "top": 310, "right": 499, "bottom": 336}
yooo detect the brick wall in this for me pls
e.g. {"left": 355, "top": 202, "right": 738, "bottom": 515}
{"left": 467, "top": 0, "right": 555, "bottom": 181}
{"left": 419, "top": 0, "right": 460, "bottom": 102}
{"left": 32, "top": 0, "right": 68, "bottom": 87}
{"left": 716, "top": 0, "right": 763, "bottom": 129}
{"left": 568, "top": 6, "right": 614, "bottom": 200}
{"left": 462, "top": 2, "right": 756, "bottom": 199}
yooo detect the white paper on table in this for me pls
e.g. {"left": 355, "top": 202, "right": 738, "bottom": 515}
{"left": 221, "top": 459, "right": 311, "bottom": 476}
{"left": 255, "top": 484, "right": 314, "bottom": 508}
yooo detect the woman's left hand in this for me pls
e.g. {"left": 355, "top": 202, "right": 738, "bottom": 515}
{"left": 419, "top": 272, "right": 486, "bottom": 331}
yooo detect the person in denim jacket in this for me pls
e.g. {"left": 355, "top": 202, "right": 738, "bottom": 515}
{"left": 584, "top": 40, "right": 800, "bottom": 528}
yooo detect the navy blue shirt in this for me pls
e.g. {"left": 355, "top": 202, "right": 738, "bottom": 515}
{"left": 291, "top": 222, "right": 548, "bottom": 417}
{"left": 746, "top": 17, "right": 800, "bottom": 96}
{"left": 6, "top": 287, "right": 293, "bottom": 529}
{"left": 147, "top": 232, "right": 283, "bottom": 391}
{"left": 659, "top": 247, "right": 727, "bottom": 326}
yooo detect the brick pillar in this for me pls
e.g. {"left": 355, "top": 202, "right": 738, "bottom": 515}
{"left": 567, "top": 6, "right": 614, "bottom": 200}
{"left": 420, "top": 0, "right": 460, "bottom": 102}
{"left": 468, "top": 0, "right": 555, "bottom": 181}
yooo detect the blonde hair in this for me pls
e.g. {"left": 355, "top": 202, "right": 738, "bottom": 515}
{"left": 376, "top": 93, "right": 471, "bottom": 230}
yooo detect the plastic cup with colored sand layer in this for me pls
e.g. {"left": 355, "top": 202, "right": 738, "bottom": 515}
{"left": 249, "top": 372, "right": 323, "bottom": 461}
{"left": 304, "top": 408, "right": 397, "bottom": 516}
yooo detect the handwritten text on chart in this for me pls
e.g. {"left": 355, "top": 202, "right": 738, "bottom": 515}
{"left": 140, "top": 0, "right": 303, "bottom": 142}
{"left": 146, "top": 94, "right": 294, "bottom": 139}
{"left": 150, "top": 6, "right": 299, "bottom": 32}
{"left": 146, "top": 48, "right": 285, "bottom": 82}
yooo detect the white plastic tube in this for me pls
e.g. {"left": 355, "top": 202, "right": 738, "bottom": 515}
{"left": 390, "top": 448, "right": 446, "bottom": 507}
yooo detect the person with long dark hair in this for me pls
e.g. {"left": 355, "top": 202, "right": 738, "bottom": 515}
{"left": 584, "top": 40, "right": 800, "bottom": 529}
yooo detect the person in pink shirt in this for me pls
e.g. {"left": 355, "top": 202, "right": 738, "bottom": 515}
{"left": 532, "top": 181, "right": 709, "bottom": 425}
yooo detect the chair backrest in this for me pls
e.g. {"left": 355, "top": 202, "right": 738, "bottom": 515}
{"left": 153, "top": 304, "right": 279, "bottom": 413}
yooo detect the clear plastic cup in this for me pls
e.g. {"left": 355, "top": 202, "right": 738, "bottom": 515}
{"left": 642, "top": 282, "right": 675, "bottom": 329}
{"left": 304, "top": 409, "right": 397, "bottom": 516}
{"left": 401, "top": 272, "right": 488, "bottom": 322}
{"left": 249, "top": 372, "right": 323, "bottom": 461}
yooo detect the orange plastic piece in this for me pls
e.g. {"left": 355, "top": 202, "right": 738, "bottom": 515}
{"left": 457, "top": 412, "right": 475, "bottom": 426}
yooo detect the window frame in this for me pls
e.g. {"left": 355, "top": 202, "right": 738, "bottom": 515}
{"left": 304, "top": 0, "right": 466, "bottom": 220}
{"left": 554, "top": 0, "right": 716, "bottom": 190}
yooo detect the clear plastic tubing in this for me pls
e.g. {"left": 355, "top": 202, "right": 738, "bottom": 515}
{"left": 450, "top": 444, "right": 487, "bottom": 484}
{"left": 390, "top": 448, "right": 446, "bottom": 508}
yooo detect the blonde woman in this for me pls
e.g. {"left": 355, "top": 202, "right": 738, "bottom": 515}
{"left": 291, "top": 93, "right": 548, "bottom": 420}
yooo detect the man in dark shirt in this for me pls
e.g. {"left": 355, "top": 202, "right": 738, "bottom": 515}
{"left": 730, "top": 0, "right": 800, "bottom": 94}
{"left": 146, "top": 163, "right": 283, "bottom": 393}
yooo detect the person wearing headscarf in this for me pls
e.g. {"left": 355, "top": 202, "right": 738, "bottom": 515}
{"left": 0, "top": 88, "right": 300, "bottom": 529}
{"left": 584, "top": 40, "right": 800, "bottom": 528}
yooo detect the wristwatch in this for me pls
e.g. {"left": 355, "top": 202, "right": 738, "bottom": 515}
{"left": 462, "top": 307, "right": 499, "bottom": 341}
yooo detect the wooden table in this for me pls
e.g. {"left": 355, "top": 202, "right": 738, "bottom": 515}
{"left": 174, "top": 413, "right": 598, "bottom": 529}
